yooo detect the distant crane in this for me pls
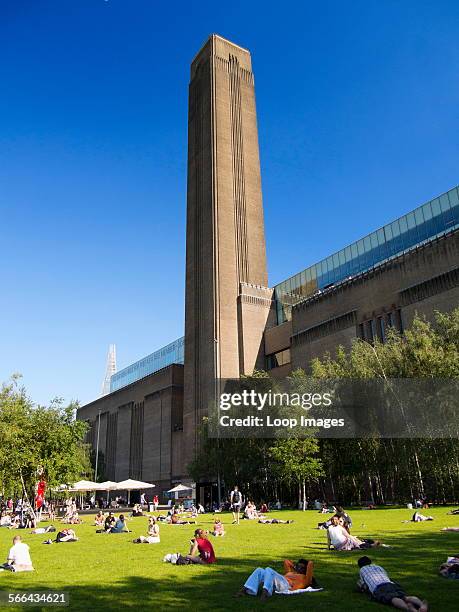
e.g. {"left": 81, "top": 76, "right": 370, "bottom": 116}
{"left": 101, "top": 344, "right": 117, "bottom": 396}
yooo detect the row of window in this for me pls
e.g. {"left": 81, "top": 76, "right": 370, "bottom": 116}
{"left": 275, "top": 186, "right": 459, "bottom": 323}
{"left": 357, "top": 310, "right": 403, "bottom": 344}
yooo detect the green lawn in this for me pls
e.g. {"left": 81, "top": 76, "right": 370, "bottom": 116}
{"left": 0, "top": 507, "right": 458, "bottom": 610}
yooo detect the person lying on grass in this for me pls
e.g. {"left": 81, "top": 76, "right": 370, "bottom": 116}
{"left": 447, "top": 509, "right": 459, "bottom": 515}
{"left": 0, "top": 535, "right": 34, "bottom": 572}
{"left": 30, "top": 525, "right": 55, "bottom": 534}
{"left": 235, "top": 559, "right": 314, "bottom": 600}
{"left": 439, "top": 555, "right": 459, "bottom": 579}
{"left": 441, "top": 526, "right": 459, "bottom": 532}
{"left": 401, "top": 511, "right": 434, "bottom": 523}
{"left": 55, "top": 528, "right": 79, "bottom": 542}
{"left": 258, "top": 518, "right": 293, "bottom": 524}
{"left": 357, "top": 556, "right": 428, "bottom": 611}
{"left": 133, "top": 516, "right": 160, "bottom": 543}
{"left": 169, "top": 511, "right": 196, "bottom": 525}
{"left": 328, "top": 515, "right": 388, "bottom": 550}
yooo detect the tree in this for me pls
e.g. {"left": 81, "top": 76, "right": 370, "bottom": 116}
{"left": 269, "top": 438, "right": 323, "bottom": 510}
{"left": 308, "top": 308, "right": 459, "bottom": 503}
{"left": 0, "top": 376, "right": 91, "bottom": 504}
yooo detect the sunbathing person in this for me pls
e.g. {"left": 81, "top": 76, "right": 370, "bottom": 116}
{"left": 103, "top": 512, "right": 116, "bottom": 532}
{"left": 441, "top": 526, "right": 459, "bottom": 532}
{"left": 55, "top": 528, "right": 78, "bottom": 542}
{"left": 212, "top": 519, "right": 225, "bottom": 536}
{"left": 133, "top": 516, "right": 160, "bottom": 543}
{"left": 1, "top": 535, "right": 34, "bottom": 572}
{"left": 258, "top": 518, "right": 293, "bottom": 524}
{"left": 30, "top": 525, "right": 55, "bottom": 534}
{"left": 357, "top": 556, "right": 428, "bottom": 611}
{"left": 328, "top": 515, "right": 385, "bottom": 550}
{"left": 169, "top": 512, "right": 195, "bottom": 525}
{"left": 235, "top": 559, "right": 314, "bottom": 600}
{"left": 244, "top": 501, "right": 258, "bottom": 520}
{"left": 184, "top": 529, "right": 217, "bottom": 564}
{"left": 131, "top": 504, "right": 144, "bottom": 517}
{"left": 411, "top": 511, "right": 434, "bottom": 522}
{"left": 439, "top": 555, "right": 459, "bottom": 579}
{"left": 447, "top": 508, "right": 459, "bottom": 515}
{"left": 94, "top": 511, "right": 105, "bottom": 527}
{"left": 109, "top": 514, "right": 130, "bottom": 533}
{"left": 335, "top": 505, "right": 352, "bottom": 531}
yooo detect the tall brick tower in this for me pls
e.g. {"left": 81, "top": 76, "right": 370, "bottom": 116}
{"left": 183, "top": 35, "right": 273, "bottom": 470}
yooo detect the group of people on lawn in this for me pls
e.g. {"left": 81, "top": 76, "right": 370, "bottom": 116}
{"left": 2, "top": 496, "right": 458, "bottom": 610}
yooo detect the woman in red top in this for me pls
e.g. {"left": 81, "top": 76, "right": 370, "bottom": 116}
{"left": 186, "top": 529, "right": 217, "bottom": 564}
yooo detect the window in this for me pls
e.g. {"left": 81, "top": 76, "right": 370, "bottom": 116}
{"left": 266, "top": 349, "right": 291, "bottom": 370}
{"left": 378, "top": 317, "right": 385, "bottom": 343}
{"left": 387, "top": 312, "right": 394, "bottom": 328}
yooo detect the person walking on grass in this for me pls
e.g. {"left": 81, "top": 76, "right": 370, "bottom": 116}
{"left": 230, "top": 486, "right": 242, "bottom": 524}
{"left": 357, "top": 556, "right": 428, "bottom": 611}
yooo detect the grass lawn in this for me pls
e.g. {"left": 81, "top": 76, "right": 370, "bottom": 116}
{"left": 0, "top": 507, "right": 458, "bottom": 610}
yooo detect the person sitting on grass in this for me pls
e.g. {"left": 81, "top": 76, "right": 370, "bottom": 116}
{"left": 335, "top": 505, "right": 352, "bottom": 531}
{"left": 109, "top": 514, "right": 130, "bottom": 533}
{"left": 357, "top": 556, "right": 428, "bottom": 611}
{"left": 55, "top": 528, "right": 79, "bottom": 542}
{"left": 184, "top": 529, "right": 217, "bottom": 564}
{"left": 244, "top": 501, "right": 259, "bottom": 520}
{"left": 211, "top": 519, "right": 225, "bottom": 536}
{"left": 328, "top": 515, "right": 386, "bottom": 550}
{"left": 94, "top": 511, "right": 105, "bottom": 527}
{"left": 235, "top": 559, "right": 314, "bottom": 599}
{"left": 131, "top": 504, "right": 144, "bottom": 517}
{"left": 0, "top": 535, "right": 34, "bottom": 572}
{"left": 258, "top": 518, "right": 294, "bottom": 524}
{"left": 133, "top": 516, "right": 160, "bottom": 544}
{"left": 103, "top": 512, "right": 116, "bottom": 532}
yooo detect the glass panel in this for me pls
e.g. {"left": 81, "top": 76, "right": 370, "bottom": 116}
{"left": 422, "top": 202, "right": 433, "bottom": 221}
{"left": 439, "top": 193, "right": 451, "bottom": 212}
{"left": 430, "top": 198, "right": 441, "bottom": 217}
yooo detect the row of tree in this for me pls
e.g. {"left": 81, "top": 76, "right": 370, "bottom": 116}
{"left": 189, "top": 309, "right": 459, "bottom": 505}
{"left": 0, "top": 375, "right": 90, "bottom": 504}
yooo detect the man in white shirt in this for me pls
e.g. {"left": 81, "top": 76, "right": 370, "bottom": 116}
{"left": 357, "top": 556, "right": 428, "bottom": 611}
{"left": 3, "top": 535, "right": 34, "bottom": 572}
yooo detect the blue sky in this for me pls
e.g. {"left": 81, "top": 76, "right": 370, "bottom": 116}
{"left": 1, "top": 0, "right": 458, "bottom": 406}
